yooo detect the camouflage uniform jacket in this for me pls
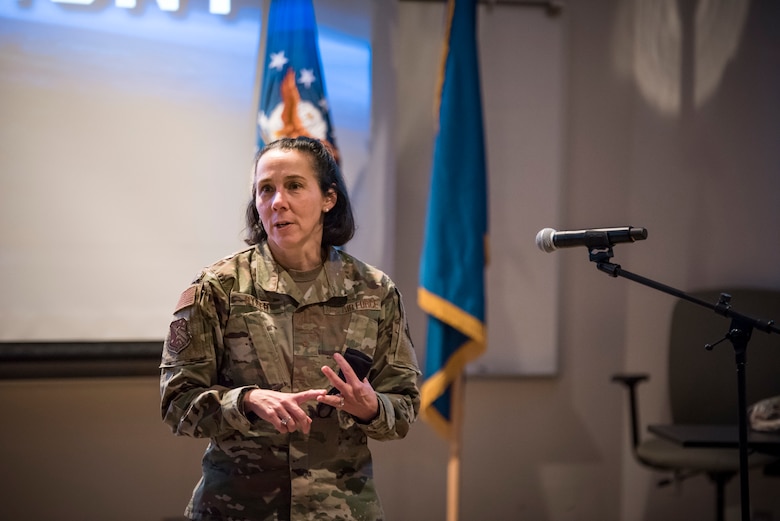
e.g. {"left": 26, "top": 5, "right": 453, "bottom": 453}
{"left": 160, "top": 242, "right": 421, "bottom": 521}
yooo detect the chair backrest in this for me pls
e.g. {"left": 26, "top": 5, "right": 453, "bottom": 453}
{"left": 668, "top": 288, "right": 780, "bottom": 424}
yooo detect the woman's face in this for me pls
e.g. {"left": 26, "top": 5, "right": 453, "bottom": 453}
{"left": 254, "top": 149, "right": 335, "bottom": 266}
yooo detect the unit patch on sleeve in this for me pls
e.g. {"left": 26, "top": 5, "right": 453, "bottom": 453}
{"left": 168, "top": 318, "right": 192, "bottom": 353}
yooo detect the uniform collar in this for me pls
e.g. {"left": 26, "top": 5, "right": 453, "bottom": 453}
{"left": 253, "top": 241, "right": 349, "bottom": 303}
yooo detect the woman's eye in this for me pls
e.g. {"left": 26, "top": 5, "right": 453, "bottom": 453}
{"left": 258, "top": 185, "right": 272, "bottom": 194}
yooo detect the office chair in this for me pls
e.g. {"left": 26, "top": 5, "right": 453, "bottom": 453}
{"left": 613, "top": 288, "right": 780, "bottom": 521}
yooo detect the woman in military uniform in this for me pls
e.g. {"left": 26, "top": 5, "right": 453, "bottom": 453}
{"left": 160, "top": 136, "right": 421, "bottom": 521}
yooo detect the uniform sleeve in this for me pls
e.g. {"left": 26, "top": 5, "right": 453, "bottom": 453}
{"left": 345, "top": 284, "right": 421, "bottom": 441}
{"left": 159, "top": 274, "right": 257, "bottom": 438}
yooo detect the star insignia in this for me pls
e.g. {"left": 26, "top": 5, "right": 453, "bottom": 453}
{"left": 269, "top": 51, "right": 288, "bottom": 71}
{"left": 298, "top": 68, "right": 316, "bottom": 88}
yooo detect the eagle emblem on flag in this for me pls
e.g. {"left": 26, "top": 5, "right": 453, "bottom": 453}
{"left": 256, "top": 0, "right": 339, "bottom": 162}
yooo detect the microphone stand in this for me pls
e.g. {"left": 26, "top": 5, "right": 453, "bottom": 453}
{"left": 584, "top": 238, "right": 779, "bottom": 521}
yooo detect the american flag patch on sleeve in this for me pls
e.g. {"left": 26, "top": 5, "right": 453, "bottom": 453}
{"left": 174, "top": 285, "right": 197, "bottom": 313}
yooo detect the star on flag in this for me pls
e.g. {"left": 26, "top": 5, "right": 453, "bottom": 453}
{"left": 269, "top": 51, "right": 288, "bottom": 71}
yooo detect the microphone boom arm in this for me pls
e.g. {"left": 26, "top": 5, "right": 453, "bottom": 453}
{"left": 593, "top": 251, "right": 779, "bottom": 334}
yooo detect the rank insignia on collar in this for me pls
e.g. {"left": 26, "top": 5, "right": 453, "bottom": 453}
{"left": 168, "top": 318, "right": 191, "bottom": 353}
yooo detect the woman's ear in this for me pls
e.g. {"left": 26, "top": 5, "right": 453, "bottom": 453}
{"left": 324, "top": 188, "right": 337, "bottom": 212}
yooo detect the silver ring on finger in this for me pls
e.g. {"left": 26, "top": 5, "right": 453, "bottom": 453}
{"left": 281, "top": 416, "right": 291, "bottom": 426}
{"left": 338, "top": 396, "right": 345, "bottom": 408}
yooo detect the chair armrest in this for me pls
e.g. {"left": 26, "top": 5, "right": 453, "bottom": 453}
{"left": 611, "top": 373, "right": 650, "bottom": 450}
{"left": 611, "top": 373, "right": 649, "bottom": 387}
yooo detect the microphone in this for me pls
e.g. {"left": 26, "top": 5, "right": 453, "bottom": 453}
{"left": 536, "top": 226, "right": 648, "bottom": 253}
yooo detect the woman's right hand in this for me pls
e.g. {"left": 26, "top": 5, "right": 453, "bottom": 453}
{"left": 243, "top": 388, "right": 327, "bottom": 434}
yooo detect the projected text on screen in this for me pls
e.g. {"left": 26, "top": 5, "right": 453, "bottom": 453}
{"left": 50, "top": 0, "right": 232, "bottom": 15}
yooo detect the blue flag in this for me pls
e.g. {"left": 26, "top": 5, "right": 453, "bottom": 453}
{"left": 418, "top": 0, "right": 488, "bottom": 441}
{"left": 256, "top": 0, "right": 338, "bottom": 160}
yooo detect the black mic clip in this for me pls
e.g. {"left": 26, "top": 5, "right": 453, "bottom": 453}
{"left": 585, "top": 231, "right": 616, "bottom": 263}
{"left": 588, "top": 245, "right": 614, "bottom": 264}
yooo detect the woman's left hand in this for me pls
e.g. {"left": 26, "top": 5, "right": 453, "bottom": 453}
{"left": 318, "top": 352, "right": 379, "bottom": 423}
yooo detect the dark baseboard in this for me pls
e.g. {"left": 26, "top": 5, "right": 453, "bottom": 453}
{"left": 0, "top": 341, "right": 162, "bottom": 379}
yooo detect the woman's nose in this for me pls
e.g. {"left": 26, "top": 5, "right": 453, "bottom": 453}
{"left": 271, "top": 190, "right": 287, "bottom": 209}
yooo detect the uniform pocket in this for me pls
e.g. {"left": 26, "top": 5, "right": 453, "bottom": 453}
{"left": 321, "top": 298, "right": 380, "bottom": 359}
{"left": 343, "top": 313, "right": 378, "bottom": 358}
{"left": 223, "top": 294, "right": 293, "bottom": 389}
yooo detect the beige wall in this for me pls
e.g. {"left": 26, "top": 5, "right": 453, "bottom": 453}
{"left": 1, "top": 1, "right": 779, "bottom": 520}
{"left": 0, "top": 377, "right": 205, "bottom": 520}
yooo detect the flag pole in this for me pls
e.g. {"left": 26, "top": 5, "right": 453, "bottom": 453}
{"left": 447, "top": 373, "right": 464, "bottom": 521}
